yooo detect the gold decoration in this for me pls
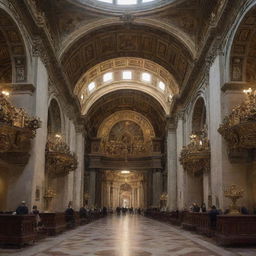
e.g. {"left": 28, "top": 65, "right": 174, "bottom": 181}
{"left": 218, "top": 91, "right": 256, "bottom": 149}
{"left": 44, "top": 188, "right": 56, "bottom": 212}
{"left": 160, "top": 192, "right": 168, "bottom": 201}
{"left": 45, "top": 134, "right": 78, "bottom": 177}
{"left": 0, "top": 93, "right": 40, "bottom": 165}
{"left": 97, "top": 111, "right": 155, "bottom": 157}
{"left": 0, "top": 94, "right": 40, "bottom": 131}
{"left": 224, "top": 184, "right": 244, "bottom": 215}
{"left": 179, "top": 128, "right": 210, "bottom": 174}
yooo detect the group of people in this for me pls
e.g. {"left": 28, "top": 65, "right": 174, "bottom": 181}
{"left": 189, "top": 202, "right": 255, "bottom": 228}
{"left": 115, "top": 206, "right": 142, "bottom": 215}
{"left": 9, "top": 201, "right": 108, "bottom": 229}
{"left": 190, "top": 202, "right": 254, "bottom": 215}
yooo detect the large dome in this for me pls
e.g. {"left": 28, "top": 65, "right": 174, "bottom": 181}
{"left": 68, "top": 0, "right": 183, "bottom": 13}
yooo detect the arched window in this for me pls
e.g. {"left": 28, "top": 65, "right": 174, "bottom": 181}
{"left": 192, "top": 97, "right": 206, "bottom": 134}
{"left": 48, "top": 99, "right": 62, "bottom": 135}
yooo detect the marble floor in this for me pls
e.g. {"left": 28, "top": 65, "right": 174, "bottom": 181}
{"left": 0, "top": 215, "right": 256, "bottom": 256}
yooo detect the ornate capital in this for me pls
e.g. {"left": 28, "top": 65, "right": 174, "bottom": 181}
{"left": 32, "top": 37, "right": 50, "bottom": 65}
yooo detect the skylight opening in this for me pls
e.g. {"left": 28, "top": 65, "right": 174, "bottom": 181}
{"left": 158, "top": 81, "right": 166, "bottom": 91}
{"left": 88, "top": 81, "right": 96, "bottom": 92}
{"left": 141, "top": 72, "right": 151, "bottom": 83}
{"left": 117, "top": 0, "right": 137, "bottom": 5}
{"left": 103, "top": 72, "right": 113, "bottom": 82}
{"left": 98, "top": 0, "right": 113, "bottom": 3}
{"left": 121, "top": 170, "right": 130, "bottom": 174}
{"left": 122, "top": 71, "right": 132, "bottom": 80}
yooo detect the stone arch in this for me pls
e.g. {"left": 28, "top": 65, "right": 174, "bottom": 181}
{"left": 58, "top": 18, "right": 196, "bottom": 61}
{"left": 60, "top": 24, "right": 193, "bottom": 90}
{"left": 227, "top": 1, "right": 256, "bottom": 83}
{"left": 98, "top": 110, "right": 155, "bottom": 140}
{"left": 47, "top": 98, "right": 63, "bottom": 135}
{"left": 0, "top": 8, "right": 28, "bottom": 83}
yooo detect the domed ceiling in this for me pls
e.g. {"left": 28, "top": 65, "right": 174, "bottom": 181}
{"left": 68, "top": 0, "right": 185, "bottom": 13}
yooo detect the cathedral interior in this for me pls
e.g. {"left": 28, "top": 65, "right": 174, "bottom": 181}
{"left": 1, "top": 0, "right": 256, "bottom": 255}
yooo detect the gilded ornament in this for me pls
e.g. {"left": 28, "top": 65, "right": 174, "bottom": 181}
{"left": 218, "top": 91, "right": 256, "bottom": 150}
{"left": 179, "top": 128, "right": 210, "bottom": 174}
{"left": 0, "top": 93, "right": 40, "bottom": 165}
{"left": 45, "top": 134, "right": 78, "bottom": 177}
{"left": 224, "top": 184, "right": 244, "bottom": 215}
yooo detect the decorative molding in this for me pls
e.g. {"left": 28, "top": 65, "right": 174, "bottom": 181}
{"left": 221, "top": 82, "right": 256, "bottom": 92}
{"left": 0, "top": 83, "right": 35, "bottom": 93}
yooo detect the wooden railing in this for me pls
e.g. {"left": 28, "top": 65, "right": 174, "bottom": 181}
{"left": 182, "top": 212, "right": 213, "bottom": 236}
{"left": 216, "top": 215, "right": 256, "bottom": 245}
{"left": 144, "top": 210, "right": 183, "bottom": 226}
{"left": 40, "top": 213, "right": 66, "bottom": 236}
{"left": 0, "top": 215, "right": 36, "bottom": 246}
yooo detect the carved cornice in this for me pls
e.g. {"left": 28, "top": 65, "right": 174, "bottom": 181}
{"left": 222, "top": 82, "right": 256, "bottom": 92}
{"left": 0, "top": 83, "right": 35, "bottom": 93}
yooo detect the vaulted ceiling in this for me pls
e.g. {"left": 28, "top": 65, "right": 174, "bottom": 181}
{"left": 32, "top": 0, "right": 221, "bottom": 91}
{"left": 4, "top": 0, "right": 242, "bottom": 124}
{"left": 230, "top": 6, "right": 256, "bottom": 83}
{"left": 86, "top": 90, "right": 166, "bottom": 138}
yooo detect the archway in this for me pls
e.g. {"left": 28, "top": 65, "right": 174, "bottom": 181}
{"left": 85, "top": 90, "right": 166, "bottom": 208}
{"left": 0, "top": 8, "right": 27, "bottom": 211}
{"left": 192, "top": 97, "right": 206, "bottom": 134}
{"left": 227, "top": 5, "right": 256, "bottom": 210}
{"left": 187, "top": 97, "right": 208, "bottom": 209}
{"left": 0, "top": 9, "right": 27, "bottom": 84}
{"left": 46, "top": 98, "right": 66, "bottom": 211}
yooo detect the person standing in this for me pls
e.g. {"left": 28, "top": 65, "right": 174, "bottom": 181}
{"left": 16, "top": 201, "right": 29, "bottom": 215}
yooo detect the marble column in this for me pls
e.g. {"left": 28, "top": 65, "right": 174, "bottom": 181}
{"left": 73, "top": 131, "right": 85, "bottom": 210}
{"left": 89, "top": 170, "right": 96, "bottom": 207}
{"left": 176, "top": 113, "right": 185, "bottom": 210}
{"left": 167, "top": 124, "right": 177, "bottom": 211}
{"left": 209, "top": 56, "right": 222, "bottom": 209}
{"left": 152, "top": 170, "right": 162, "bottom": 207}
{"left": 6, "top": 58, "right": 48, "bottom": 211}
